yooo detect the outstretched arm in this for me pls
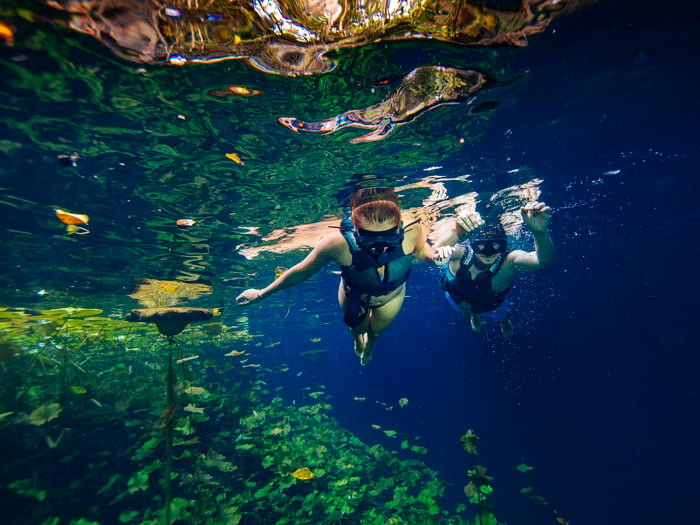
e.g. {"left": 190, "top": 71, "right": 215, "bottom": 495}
{"left": 236, "top": 235, "right": 340, "bottom": 306}
{"left": 509, "top": 202, "right": 557, "bottom": 271}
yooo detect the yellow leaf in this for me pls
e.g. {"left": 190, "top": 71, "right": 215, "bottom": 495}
{"left": 291, "top": 467, "right": 315, "bottom": 480}
{"left": 55, "top": 209, "right": 89, "bottom": 225}
{"left": 225, "top": 152, "right": 244, "bottom": 165}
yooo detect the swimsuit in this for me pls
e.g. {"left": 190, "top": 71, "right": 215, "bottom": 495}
{"left": 339, "top": 225, "right": 413, "bottom": 328}
{"left": 442, "top": 252, "right": 511, "bottom": 314}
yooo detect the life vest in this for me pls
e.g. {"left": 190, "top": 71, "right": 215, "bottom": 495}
{"left": 339, "top": 212, "right": 414, "bottom": 299}
{"left": 442, "top": 250, "right": 510, "bottom": 314}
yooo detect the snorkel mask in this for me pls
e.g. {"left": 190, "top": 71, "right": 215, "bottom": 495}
{"left": 356, "top": 225, "right": 404, "bottom": 255}
{"left": 469, "top": 225, "right": 508, "bottom": 257}
{"left": 340, "top": 187, "right": 405, "bottom": 255}
{"left": 472, "top": 238, "right": 507, "bottom": 256}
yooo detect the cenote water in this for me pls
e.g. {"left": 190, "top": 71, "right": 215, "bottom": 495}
{"left": 1, "top": 1, "right": 698, "bottom": 525}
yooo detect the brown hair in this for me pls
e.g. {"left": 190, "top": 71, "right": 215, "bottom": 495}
{"left": 351, "top": 200, "right": 401, "bottom": 227}
{"left": 349, "top": 187, "right": 401, "bottom": 227}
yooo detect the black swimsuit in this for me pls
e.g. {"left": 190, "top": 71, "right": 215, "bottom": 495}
{"left": 339, "top": 226, "right": 413, "bottom": 327}
{"left": 442, "top": 253, "right": 510, "bottom": 314}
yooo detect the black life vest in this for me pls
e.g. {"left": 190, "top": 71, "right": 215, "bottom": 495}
{"left": 339, "top": 214, "right": 413, "bottom": 299}
{"left": 442, "top": 251, "right": 510, "bottom": 314}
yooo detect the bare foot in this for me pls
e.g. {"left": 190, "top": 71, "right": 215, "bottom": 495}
{"left": 500, "top": 318, "right": 514, "bottom": 340}
{"left": 360, "top": 338, "right": 374, "bottom": 365}
{"left": 470, "top": 313, "right": 482, "bottom": 333}
{"left": 353, "top": 332, "right": 367, "bottom": 357}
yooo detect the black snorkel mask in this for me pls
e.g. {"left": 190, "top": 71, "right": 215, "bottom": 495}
{"left": 356, "top": 225, "right": 404, "bottom": 255}
{"left": 471, "top": 238, "right": 507, "bottom": 257}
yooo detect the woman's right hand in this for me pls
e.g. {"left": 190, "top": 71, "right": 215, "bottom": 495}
{"left": 236, "top": 289, "right": 262, "bottom": 306}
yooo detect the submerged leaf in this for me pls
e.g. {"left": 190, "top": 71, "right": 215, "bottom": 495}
{"left": 27, "top": 403, "right": 62, "bottom": 426}
{"left": 516, "top": 463, "right": 534, "bottom": 473}
{"left": 460, "top": 428, "right": 480, "bottom": 455}
{"left": 290, "top": 467, "right": 315, "bottom": 480}
{"left": 55, "top": 208, "right": 88, "bottom": 225}
{"left": 225, "top": 152, "right": 244, "bottom": 164}
{"left": 183, "top": 403, "right": 204, "bottom": 414}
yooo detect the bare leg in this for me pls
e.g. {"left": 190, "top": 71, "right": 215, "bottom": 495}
{"left": 361, "top": 286, "right": 406, "bottom": 364}
{"left": 338, "top": 283, "right": 406, "bottom": 364}
{"left": 338, "top": 283, "right": 370, "bottom": 357}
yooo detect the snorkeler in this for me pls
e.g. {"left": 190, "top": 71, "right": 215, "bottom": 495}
{"left": 236, "top": 187, "right": 440, "bottom": 364}
{"left": 433, "top": 201, "right": 556, "bottom": 340}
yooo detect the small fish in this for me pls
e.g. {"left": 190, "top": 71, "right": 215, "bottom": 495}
{"left": 603, "top": 169, "right": 621, "bottom": 175}
{"left": 423, "top": 166, "right": 442, "bottom": 172}
{"left": 353, "top": 396, "right": 366, "bottom": 402}
{"left": 224, "top": 350, "right": 246, "bottom": 357}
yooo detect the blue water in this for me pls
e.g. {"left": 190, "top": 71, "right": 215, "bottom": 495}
{"left": 237, "top": 3, "right": 700, "bottom": 520}
{"left": 1, "top": 0, "right": 699, "bottom": 524}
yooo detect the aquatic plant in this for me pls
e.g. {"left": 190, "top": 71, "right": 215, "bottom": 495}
{"left": 1, "top": 302, "right": 483, "bottom": 524}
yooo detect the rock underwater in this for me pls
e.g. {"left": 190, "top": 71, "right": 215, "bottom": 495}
{"left": 47, "top": 0, "right": 597, "bottom": 76}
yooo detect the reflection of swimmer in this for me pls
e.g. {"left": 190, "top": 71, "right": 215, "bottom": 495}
{"left": 279, "top": 66, "right": 488, "bottom": 143}
{"left": 50, "top": 0, "right": 596, "bottom": 75}
{"left": 433, "top": 202, "right": 556, "bottom": 340}
{"left": 236, "top": 187, "right": 442, "bottom": 365}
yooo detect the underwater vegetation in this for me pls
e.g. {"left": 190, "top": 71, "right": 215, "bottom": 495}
{"left": 0, "top": 302, "right": 529, "bottom": 525}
